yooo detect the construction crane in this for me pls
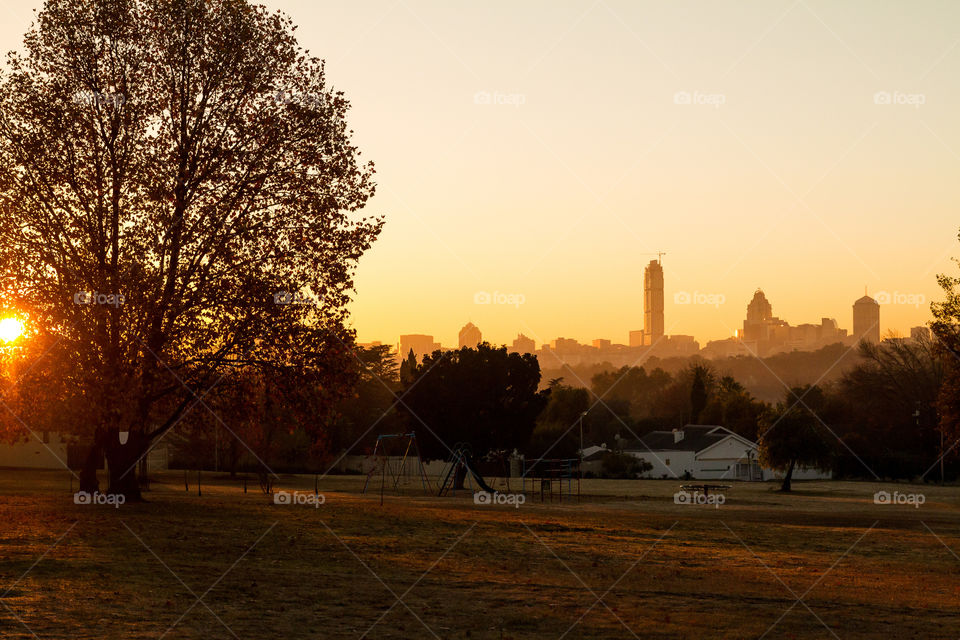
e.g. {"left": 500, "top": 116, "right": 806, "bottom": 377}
{"left": 640, "top": 251, "right": 667, "bottom": 264}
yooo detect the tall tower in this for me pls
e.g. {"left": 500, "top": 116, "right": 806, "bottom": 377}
{"left": 853, "top": 292, "right": 880, "bottom": 343}
{"left": 742, "top": 289, "right": 773, "bottom": 342}
{"left": 643, "top": 258, "right": 665, "bottom": 346}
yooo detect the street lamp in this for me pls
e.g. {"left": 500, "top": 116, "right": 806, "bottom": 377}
{"left": 578, "top": 411, "right": 588, "bottom": 501}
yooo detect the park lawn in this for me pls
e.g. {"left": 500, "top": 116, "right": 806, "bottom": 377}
{"left": 0, "top": 470, "right": 959, "bottom": 639}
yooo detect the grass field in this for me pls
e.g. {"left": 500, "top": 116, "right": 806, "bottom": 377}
{"left": 1, "top": 470, "right": 959, "bottom": 639}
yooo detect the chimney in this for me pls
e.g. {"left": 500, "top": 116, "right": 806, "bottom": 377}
{"left": 673, "top": 428, "right": 684, "bottom": 443}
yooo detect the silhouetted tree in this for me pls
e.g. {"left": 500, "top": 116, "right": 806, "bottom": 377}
{"left": 931, "top": 236, "right": 960, "bottom": 477}
{"left": 0, "top": 0, "right": 381, "bottom": 499}
{"left": 528, "top": 384, "right": 589, "bottom": 458}
{"left": 399, "top": 348, "right": 418, "bottom": 386}
{"left": 699, "top": 375, "right": 769, "bottom": 439}
{"left": 325, "top": 344, "right": 403, "bottom": 456}
{"left": 402, "top": 344, "right": 548, "bottom": 470}
{"left": 758, "top": 385, "right": 835, "bottom": 491}
{"left": 688, "top": 364, "right": 713, "bottom": 423}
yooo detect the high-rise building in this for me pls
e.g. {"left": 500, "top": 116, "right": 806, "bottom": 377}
{"left": 510, "top": 333, "right": 536, "bottom": 354}
{"left": 852, "top": 293, "right": 880, "bottom": 344}
{"left": 643, "top": 259, "right": 664, "bottom": 346}
{"left": 741, "top": 289, "right": 783, "bottom": 343}
{"left": 458, "top": 322, "right": 482, "bottom": 348}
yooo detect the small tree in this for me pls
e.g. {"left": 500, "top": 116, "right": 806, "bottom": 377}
{"left": 758, "top": 385, "right": 835, "bottom": 491}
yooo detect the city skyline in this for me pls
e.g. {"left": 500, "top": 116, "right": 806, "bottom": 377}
{"left": 0, "top": 1, "right": 947, "bottom": 348}
{"left": 382, "top": 284, "right": 911, "bottom": 358}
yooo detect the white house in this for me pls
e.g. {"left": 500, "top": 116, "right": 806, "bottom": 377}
{"left": 623, "top": 425, "right": 831, "bottom": 481}
{"left": 0, "top": 432, "right": 69, "bottom": 469}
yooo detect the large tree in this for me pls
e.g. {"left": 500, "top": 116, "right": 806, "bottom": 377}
{"left": 932, "top": 230, "right": 960, "bottom": 478}
{"left": 757, "top": 385, "right": 836, "bottom": 491}
{"left": 401, "top": 344, "right": 548, "bottom": 465}
{"left": 0, "top": 0, "right": 381, "bottom": 498}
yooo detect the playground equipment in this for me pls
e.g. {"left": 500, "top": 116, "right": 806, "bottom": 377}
{"left": 521, "top": 457, "right": 581, "bottom": 503}
{"left": 437, "top": 444, "right": 496, "bottom": 497}
{"left": 361, "top": 432, "right": 431, "bottom": 505}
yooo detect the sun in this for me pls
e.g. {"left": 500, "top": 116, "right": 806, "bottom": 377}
{"left": 0, "top": 317, "right": 24, "bottom": 343}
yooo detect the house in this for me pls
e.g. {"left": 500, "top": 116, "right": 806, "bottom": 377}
{"left": 0, "top": 432, "right": 170, "bottom": 472}
{"left": 0, "top": 432, "right": 69, "bottom": 469}
{"left": 622, "top": 425, "right": 831, "bottom": 481}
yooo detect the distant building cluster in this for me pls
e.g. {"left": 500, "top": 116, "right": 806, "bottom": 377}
{"left": 381, "top": 260, "right": 927, "bottom": 367}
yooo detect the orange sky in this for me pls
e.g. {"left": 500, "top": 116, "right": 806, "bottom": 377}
{"left": 2, "top": 0, "right": 957, "bottom": 349}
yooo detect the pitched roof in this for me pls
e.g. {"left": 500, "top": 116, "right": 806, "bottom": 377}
{"left": 625, "top": 425, "right": 735, "bottom": 453}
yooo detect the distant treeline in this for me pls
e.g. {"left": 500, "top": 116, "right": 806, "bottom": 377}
{"left": 171, "top": 332, "right": 960, "bottom": 483}
{"left": 540, "top": 342, "right": 862, "bottom": 404}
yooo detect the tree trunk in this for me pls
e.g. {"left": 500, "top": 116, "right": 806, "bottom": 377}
{"left": 780, "top": 460, "right": 795, "bottom": 492}
{"left": 78, "top": 427, "right": 106, "bottom": 494}
{"left": 80, "top": 427, "right": 149, "bottom": 500}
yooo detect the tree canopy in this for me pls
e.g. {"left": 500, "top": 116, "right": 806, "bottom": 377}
{"left": 0, "top": 0, "right": 381, "bottom": 497}
{"left": 401, "top": 344, "right": 548, "bottom": 461}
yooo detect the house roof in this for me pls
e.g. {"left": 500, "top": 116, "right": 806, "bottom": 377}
{"left": 625, "top": 425, "right": 750, "bottom": 454}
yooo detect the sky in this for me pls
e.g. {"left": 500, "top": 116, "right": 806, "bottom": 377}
{"left": 1, "top": 0, "right": 958, "bottom": 349}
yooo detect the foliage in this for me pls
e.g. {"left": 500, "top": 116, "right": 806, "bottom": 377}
{"left": 757, "top": 385, "right": 836, "bottom": 490}
{"left": 0, "top": 0, "right": 381, "bottom": 494}
{"left": 401, "top": 344, "right": 548, "bottom": 461}
{"left": 599, "top": 451, "right": 651, "bottom": 479}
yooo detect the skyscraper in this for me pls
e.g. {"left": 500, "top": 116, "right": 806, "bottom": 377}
{"left": 643, "top": 259, "right": 664, "bottom": 346}
{"left": 853, "top": 293, "right": 880, "bottom": 343}
{"left": 742, "top": 289, "right": 774, "bottom": 342}
{"left": 458, "top": 322, "right": 482, "bottom": 348}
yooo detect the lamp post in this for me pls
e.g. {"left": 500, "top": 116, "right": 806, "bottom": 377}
{"left": 578, "top": 411, "right": 587, "bottom": 485}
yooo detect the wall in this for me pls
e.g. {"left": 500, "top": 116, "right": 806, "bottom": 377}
{"left": 0, "top": 432, "right": 69, "bottom": 470}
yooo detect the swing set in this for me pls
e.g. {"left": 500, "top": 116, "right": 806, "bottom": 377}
{"left": 361, "top": 432, "right": 431, "bottom": 505}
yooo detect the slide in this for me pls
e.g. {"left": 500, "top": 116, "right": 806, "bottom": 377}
{"left": 462, "top": 452, "right": 496, "bottom": 494}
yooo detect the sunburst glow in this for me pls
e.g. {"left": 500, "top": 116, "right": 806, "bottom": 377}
{"left": 0, "top": 317, "right": 24, "bottom": 343}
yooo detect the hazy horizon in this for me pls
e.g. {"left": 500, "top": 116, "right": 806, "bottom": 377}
{"left": 2, "top": 0, "right": 955, "bottom": 347}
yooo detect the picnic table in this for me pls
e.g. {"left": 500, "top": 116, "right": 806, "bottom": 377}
{"left": 680, "top": 484, "right": 731, "bottom": 497}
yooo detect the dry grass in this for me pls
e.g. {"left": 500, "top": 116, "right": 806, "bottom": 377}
{"left": 1, "top": 470, "right": 959, "bottom": 639}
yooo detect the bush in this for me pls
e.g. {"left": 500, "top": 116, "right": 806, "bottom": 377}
{"left": 600, "top": 452, "right": 652, "bottom": 479}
